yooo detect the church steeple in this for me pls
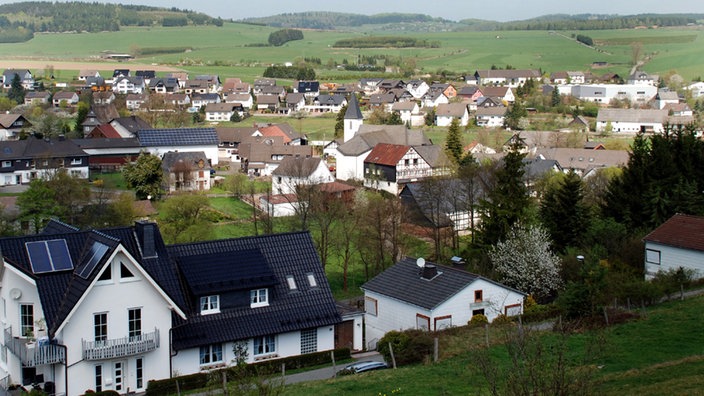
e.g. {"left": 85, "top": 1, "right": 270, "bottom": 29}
{"left": 343, "top": 94, "right": 363, "bottom": 142}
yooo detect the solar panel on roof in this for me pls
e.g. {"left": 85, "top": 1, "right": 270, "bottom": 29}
{"left": 25, "top": 239, "right": 74, "bottom": 274}
{"left": 77, "top": 241, "right": 109, "bottom": 279}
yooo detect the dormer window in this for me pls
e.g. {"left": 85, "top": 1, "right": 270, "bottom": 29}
{"left": 200, "top": 295, "right": 220, "bottom": 315}
{"left": 250, "top": 288, "right": 269, "bottom": 308}
{"left": 286, "top": 275, "right": 297, "bottom": 290}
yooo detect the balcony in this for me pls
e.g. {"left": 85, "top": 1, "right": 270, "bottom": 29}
{"left": 3, "top": 327, "right": 65, "bottom": 367}
{"left": 82, "top": 328, "right": 159, "bottom": 361}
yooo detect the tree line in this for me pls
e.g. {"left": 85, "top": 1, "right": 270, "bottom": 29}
{"left": 242, "top": 11, "right": 445, "bottom": 30}
{"left": 333, "top": 36, "right": 440, "bottom": 48}
{"left": 267, "top": 28, "right": 303, "bottom": 46}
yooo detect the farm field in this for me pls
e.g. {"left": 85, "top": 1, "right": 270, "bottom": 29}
{"left": 2, "top": 23, "right": 704, "bottom": 82}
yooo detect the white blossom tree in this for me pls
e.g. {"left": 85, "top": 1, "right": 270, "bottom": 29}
{"left": 488, "top": 223, "right": 562, "bottom": 299}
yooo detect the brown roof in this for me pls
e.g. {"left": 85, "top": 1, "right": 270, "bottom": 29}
{"left": 318, "top": 181, "right": 355, "bottom": 194}
{"left": 88, "top": 124, "right": 121, "bottom": 138}
{"left": 364, "top": 143, "right": 410, "bottom": 166}
{"left": 643, "top": 214, "right": 704, "bottom": 252}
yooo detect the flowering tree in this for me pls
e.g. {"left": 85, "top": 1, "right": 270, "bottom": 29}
{"left": 488, "top": 223, "right": 562, "bottom": 299}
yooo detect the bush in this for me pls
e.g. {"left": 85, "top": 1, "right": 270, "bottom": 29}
{"left": 468, "top": 314, "right": 488, "bottom": 327}
{"left": 521, "top": 303, "right": 561, "bottom": 323}
{"left": 491, "top": 314, "right": 514, "bottom": 326}
{"left": 378, "top": 330, "right": 433, "bottom": 366}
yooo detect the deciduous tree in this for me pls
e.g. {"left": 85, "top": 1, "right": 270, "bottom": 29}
{"left": 122, "top": 152, "right": 164, "bottom": 200}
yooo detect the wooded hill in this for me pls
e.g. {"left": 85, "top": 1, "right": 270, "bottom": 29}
{"left": 0, "top": 1, "right": 222, "bottom": 42}
{"left": 240, "top": 12, "right": 449, "bottom": 30}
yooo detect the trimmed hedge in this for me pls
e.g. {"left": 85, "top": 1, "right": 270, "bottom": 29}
{"left": 146, "top": 348, "right": 350, "bottom": 395}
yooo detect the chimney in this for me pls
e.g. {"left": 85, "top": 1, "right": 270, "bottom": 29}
{"left": 135, "top": 220, "right": 157, "bottom": 258}
{"left": 421, "top": 264, "right": 438, "bottom": 280}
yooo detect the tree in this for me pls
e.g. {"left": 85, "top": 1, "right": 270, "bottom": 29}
{"left": 74, "top": 101, "right": 90, "bottom": 134}
{"left": 550, "top": 85, "right": 561, "bottom": 107}
{"left": 479, "top": 140, "right": 531, "bottom": 247}
{"left": 7, "top": 73, "right": 25, "bottom": 104}
{"left": 488, "top": 223, "right": 562, "bottom": 299}
{"left": 334, "top": 104, "right": 347, "bottom": 139}
{"left": 445, "top": 118, "right": 463, "bottom": 164}
{"left": 159, "top": 194, "right": 214, "bottom": 244}
{"left": 122, "top": 152, "right": 164, "bottom": 200}
{"left": 424, "top": 108, "right": 436, "bottom": 126}
{"left": 230, "top": 111, "right": 242, "bottom": 122}
{"left": 504, "top": 99, "right": 527, "bottom": 130}
{"left": 539, "top": 170, "right": 588, "bottom": 253}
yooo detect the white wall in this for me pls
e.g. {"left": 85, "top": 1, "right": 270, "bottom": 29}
{"left": 336, "top": 153, "right": 366, "bottom": 181}
{"left": 644, "top": 242, "right": 704, "bottom": 280}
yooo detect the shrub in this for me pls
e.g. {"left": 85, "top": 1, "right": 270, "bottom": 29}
{"left": 521, "top": 303, "right": 561, "bottom": 323}
{"left": 491, "top": 314, "right": 514, "bottom": 326}
{"left": 468, "top": 314, "right": 488, "bottom": 327}
{"left": 378, "top": 330, "right": 433, "bottom": 366}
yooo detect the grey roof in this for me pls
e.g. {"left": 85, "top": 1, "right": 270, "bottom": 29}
{"left": 110, "top": 116, "right": 152, "bottom": 133}
{"left": 344, "top": 94, "right": 363, "bottom": 120}
{"left": 362, "top": 258, "right": 525, "bottom": 310}
{"left": 315, "top": 94, "right": 346, "bottom": 106}
{"left": 414, "top": 145, "right": 449, "bottom": 168}
{"left": 537, "top": 148, "right": 629, "bottom": 172}
{"left": 161, "top": 151, "right": 210, "bottom": 171}
{"left": 72, "top": 138, "right": 141, "bottom": 150}
{"left": 436, "top": 103, "right": 468, "bottom": 117}
{"left": 0, "top": 137, "right": 87, "bottom": 160}
{"left": 476, "top": 107, "right": 507, "bottom": 116}
{"left": 137, "top": 128, "right": 218, "bottom": 147}
{"left": 596, "top": 109, "right": 667, "bottom": 124}
{"left": 272, "top": 156, "right": 323, "bottom": 177}
{"left": 215, "top": 127, "right": 258, "bottom": 143}
{"left": 337, "top": 126, "right": 431, "bottom": 156}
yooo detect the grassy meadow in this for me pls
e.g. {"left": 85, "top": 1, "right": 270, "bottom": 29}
{"left": 2, "top": 22, "right": 704, "bottom": 82}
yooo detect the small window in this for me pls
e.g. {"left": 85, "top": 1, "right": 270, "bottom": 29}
{"left": 200, "top": 295, "right": 220, "bottom": 314}
{"left": 434, "top": 315, "right": 452, "bottom": 331}
{"left": 97, "top": 266, "right": 112, "bottom": 282}
{"left": 250, "top": 288, "right": 268, "bottom": 308}
{"left": 307, "top": 273, "right": 317, "bottom": 288}
{"left": 20, "top": 304, "right": 33, "bottom": 337}
{"left": 1, "top": 161, "right": 11, "bottom": 168}
{"left": 199, "top": 344, "right": 223, "bottom": 365}
{"left": 286, "top": 275, "right": 297, "bottom": 290}
{"left": 646, "top": 249, "right": 661, "bottom": 265}
{"left": 365, "top": 297, "right": 378, "bottom": 316}
{"left": 474, "top": 290, "right": 483, "bottom": 303}
{"left": 254, "top": 335, "right": 276, "bottom": 356}
{"left": 416, "top": 314, "right": 430, "bottom": 331}
{"left": 120, "top": 263, "right": 135, "bottom": 279}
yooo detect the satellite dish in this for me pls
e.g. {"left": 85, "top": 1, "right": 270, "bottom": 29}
{"left": 10, "top": 288, "right": 21, "bottom": 300}
{"left": 416, "top": 258, "right": 425, "bottom": 268}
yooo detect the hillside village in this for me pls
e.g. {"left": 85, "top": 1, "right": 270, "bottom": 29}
{"left": 1, "top": 12, "right": 704, "bottom": 396}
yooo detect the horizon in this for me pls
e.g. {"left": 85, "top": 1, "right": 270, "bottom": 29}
{"left": 1, "top": 0, "right": 704, "bottom": 22}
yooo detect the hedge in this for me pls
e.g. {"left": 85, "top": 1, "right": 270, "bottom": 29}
{"left": 146, "top": 348, "right": 350, "bottom": 395}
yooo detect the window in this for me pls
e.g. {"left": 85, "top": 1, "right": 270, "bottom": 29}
{"left": 286, "top": 275, "right": 297, "bottom": 290}
{"left": 200, "top": 344, "right": 223, "bottom": 365}
{"left": 128, "top": 308, "right": 142, "bottom": 340}
{"left": 136, "top": 358, "right": 144, "bottom": 389}
{"left": 413, "top": 158, "right": 418, "bottom": 165}
{"left": 95, "top": 365, "right": 103, "bottom": 392}
{"left": 434, "top": 315, "right": 452, "bottom": 331}
{"left": 300, "top": 329, "right": 317, "bottom": 354}
{"left": 97, "top": 265, "right": 112, "bottom": 282}
{"left": 416, "top": 314, "right": 430, "bottom": 330}
{"left": 253, "top": 335, "right": 276, "bottom": 356}
{"left": 364, "top": 297, "right": 378, "bottom": 316}
{"left": 71, "top": 158, "right": 82, "bottom": 165}
{"left": 307, "top": 273, "right": 318, "bottom": 288}
{"left": 505, "top": 304, "right": 522, "bottom": 316}
{"left": 1, "top": 161, "right": 10, "bottom": 168}
{"left": 20, "top": 304, "right": 33, "bottom": 337}
{"left": 114, "top": 362, "right": 123, "bottom": 391}
{"left": 250, "top": 289, "right": 268, "bottom": 308}
{"left": 472, "top": 308, "right": 485, "bottom": 317}
{"left": 474, "top": 290, "right": 483, "bottom": 303}
{"left": 646, "top": 249, "right": 661, "bottom": 265}
{"left": 120, "top": 263, "right": 135, "bottom": 279}
{"left": 200, "top": 295, "right": 220, "bottom": 314}
{"left": 94, "top": 313, "right": 108, "bottom": 342}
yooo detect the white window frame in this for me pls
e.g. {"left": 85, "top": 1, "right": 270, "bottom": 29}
{"left": 250, "top": 288, "right": 269, "bottom": 308}
{"left": 200, "top": 295, "right": 220, "bottom": 315}
{"left": 286, "top": 275, "right": 297, "bottom": 290}
{"left": 253, "top": 335, "right": 276, "bottom": 357}
{"left": 128, "top": 308, "right": 142, "bottom": 340}
{"left": 306, "top": 273, "right": 318, "bottom": 288}
{"left": 364, "top": 297, "right": 378, "bottom": 316}
{"left": 20, "top": 304, "right": 33, "bottom": 338}
{"left": 646, "top": 248, "right": 661, "bottom": 265}
{"left": 199, "top": 344, "right": 223, "bottom": 366}
{"left": 94, "top": 312, "right": 108, "bottom": 342}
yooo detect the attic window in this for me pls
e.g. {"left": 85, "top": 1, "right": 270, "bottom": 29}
{"left": 97, "top": 265, "right": 112, "bottom": 282}
{"left": 120, "top": 262, "right": 135, "bottom": 279}
{"left": 306, "top": 273, "right": 317, "bottom": 288}
{"left": 286, "top": 275, "right": 297, "bottom": 290}
{"left": 200, "top": 295, "right": 220, "bottom": 315}
{"left": 250, "top": 288, "right": 269, "bottom": 308}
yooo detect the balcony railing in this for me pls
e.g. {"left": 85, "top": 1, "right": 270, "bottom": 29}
{"left": 3, "top": 327, "right": 65, "bottom": 366}
{"left": 82, "top": 328, "right": 159, "bottom": 361}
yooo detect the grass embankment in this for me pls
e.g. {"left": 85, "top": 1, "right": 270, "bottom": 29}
{"left": 283, "top": 295, "right": 704, "bottom": 395}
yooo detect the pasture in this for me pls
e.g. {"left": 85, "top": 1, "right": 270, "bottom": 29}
{"left": 1, "top": 23, "right": 703, "bottom": 82}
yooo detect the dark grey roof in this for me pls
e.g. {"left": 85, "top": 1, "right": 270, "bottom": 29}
{"left": 344, "top": 94, "right": 363, "bottom": 120}
{"left": 137, "top": 128, "right": 218, "bottom": 147}
{"left": 111, "top": 116, "right": 152, "bottom": 133}
{"left": 362, "top": 258, "right": 525, "bottom": 310}
{"left": 72, "top": 138, "right": 141, "bottom": 150}
{"left": 0, "top": 137, "right": 87, "bottom": 161}
{"left": 400, "top": 179, "right": 475, "bottom": 228}
{"left": 161, "top": 151, "right": 209, "bottom": 172}
{"left": 337, "top": 126, "right": 431, "bottom": 156}
{"left": 167, "top": 232, "right": 341, "bottom": 350}
{"left": 272, "top": 156, "right": 322, "bottom": 177}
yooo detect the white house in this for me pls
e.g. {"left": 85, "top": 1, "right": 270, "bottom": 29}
{"left": 596, "top": 108, "right": 668, "bottom": 134}
{"left": 435, "top": 103, "right": 470, "bottom": 127}
{"left": 560, "top": 84, "right": 658, "bottom": 105}
{"left": 0, "top": 221, "right": 342, "bottom": 394}
{"left": 475, "top": 107, "right": 507, "bottom": 128}
{"left": 474, "top": 69, "right": 541, "bottom": 88}
{"left": 271, "top": 156, "right": 334, "bottom": 195}
{"left": 405, "top": 80, "right": 430, "bottom": 99}
{"left": 362, "top": 258, "right": 525, "bottom": 349}
{"left": 161, "top": 151, "right": 212, "bottom": 192}
{"left": 0, "top": 138, "right": 89, "bottom": 186}
{"left": 628, "top": 71, "right": 659, "bottom": 86}
{"left": 113, "top": 77, "right": 146, "bottom": 95}
{"left": 205, "top": 103, "right": 243, "bottom": 122}
{"left": 363, "top": 143, "right": 448, "bottom": 195}
{"left": 685, "top": 81, "right": 704, "bottom": 98}
{"left": 391, "top": 101, "right": 422, "bottom": 126}
{"left": 643, "top": 214, "right": 704, "bottom": 280}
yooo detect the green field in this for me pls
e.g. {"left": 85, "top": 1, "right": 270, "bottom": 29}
{"left": 3, "top": 23, "right": 704, "bottom": 81}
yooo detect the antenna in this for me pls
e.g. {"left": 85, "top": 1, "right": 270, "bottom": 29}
{"left": 416, "top": 258, "right": 425, "bottom": 268}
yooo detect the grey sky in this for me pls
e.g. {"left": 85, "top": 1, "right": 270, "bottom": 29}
{"left": 2, "top": 0, "right": 704, "bottom": 21}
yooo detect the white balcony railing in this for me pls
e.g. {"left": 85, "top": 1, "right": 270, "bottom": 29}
{"left": 3, "top": 327, "right": 65, "bottom": 367}
{"left": 82, "top": 328, "right": 159, "bottom": 361}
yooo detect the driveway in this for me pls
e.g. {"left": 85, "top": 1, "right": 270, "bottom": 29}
{"left": 281, "top": 351, "right": 385, "bottom": 385}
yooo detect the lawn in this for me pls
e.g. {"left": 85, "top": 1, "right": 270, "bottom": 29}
{"left": 4, "top": 23, "right": 704, "bottom": 81}
{"left": 282, "top": 295, "right": 704, "bottom": 395}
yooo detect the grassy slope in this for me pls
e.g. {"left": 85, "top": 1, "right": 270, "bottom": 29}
{"left": 2, "top": 23, "right": 704, "bottom": 80}
{"left": 283, "top": 295, "right": 704, "bottom": 395}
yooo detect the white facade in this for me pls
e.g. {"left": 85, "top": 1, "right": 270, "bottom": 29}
{"left": 272, "top": 160, "right": 334, "bottom": 195}
{"left": 145, "top": 145, "right": 219, "bottom": 166}
{"left": 335, "top": 151, "right": 368, "bottom": 181}
{"left": 644, "top": 242, "right": 704, "bottom": 280}
{"left": 0, "top": 165, "right": 89, "bottom": 187}
{"left": 364, "top": 278, "right": 524, "bottom": 350}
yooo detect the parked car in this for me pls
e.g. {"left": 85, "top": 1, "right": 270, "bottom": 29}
{"left": 337, "top": 360, "right": 388, "bottom": 376}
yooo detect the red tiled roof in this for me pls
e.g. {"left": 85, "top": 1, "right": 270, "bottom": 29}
{"left": 318, "top": 181, "right": 355, "bottom": 193}
{"left": 364, "top": 143, "right": 410, "bottom": 166}
{"left": 643, "top": 214, "right": 704, "bottom": 252}
{"left": 89, "top": 124, "right": 121, "bottom": 138}
{"left": 258, "top": 125, "right": 291, "bottom": 144}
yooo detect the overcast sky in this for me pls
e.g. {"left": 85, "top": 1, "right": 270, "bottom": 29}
{"left": 2, "top": 0, "right": 704, "bottom": 21}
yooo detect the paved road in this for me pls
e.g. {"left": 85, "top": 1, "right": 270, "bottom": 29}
{"left": 281, "top": 351, "right": 384, "bottom": 385}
